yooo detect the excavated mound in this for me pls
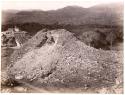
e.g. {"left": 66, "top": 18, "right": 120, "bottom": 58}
{"left": 8, "top": 29, "right": 120, "bottom": 88}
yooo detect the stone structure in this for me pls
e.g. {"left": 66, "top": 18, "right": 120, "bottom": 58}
{"left": 1, "top": 27, "right": 28, "bottom": 47}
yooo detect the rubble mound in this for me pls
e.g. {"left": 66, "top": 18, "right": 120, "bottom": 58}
{"left": 8, "top": 29, "right": 120, "bottom": 88}
{"left": 10, "top": 29, "right": 48, "bottom": 64}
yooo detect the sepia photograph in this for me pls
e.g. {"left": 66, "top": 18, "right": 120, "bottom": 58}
{"left": 0, "top": 0, "right": 124, "bottom": 93}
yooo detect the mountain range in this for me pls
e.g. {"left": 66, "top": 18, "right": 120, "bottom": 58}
{"left": 2, "top": 2, "right": 123, "bottom": 26}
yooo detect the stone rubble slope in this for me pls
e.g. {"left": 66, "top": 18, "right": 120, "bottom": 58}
{"left": 9, "top": 29, "right": 48, "bottom": 65}
{"left": 8, "top": 29, "right": 121, "bottom": 88}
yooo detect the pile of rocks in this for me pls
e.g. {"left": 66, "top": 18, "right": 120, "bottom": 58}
{"left": 8, "top": 29, "right": 121, "bottom": 88}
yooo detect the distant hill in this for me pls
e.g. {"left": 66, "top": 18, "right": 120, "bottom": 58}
{"left": 2, "top": 2, "right": 123, "bottom": 26}
{"left": 2, "top": 10, "right": 19, "bottom": 25}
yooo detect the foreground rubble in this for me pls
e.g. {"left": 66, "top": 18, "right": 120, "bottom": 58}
{"left": 5, "top": 29, "right": 123, "bottom": 93}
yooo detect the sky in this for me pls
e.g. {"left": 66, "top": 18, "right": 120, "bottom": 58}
{"left": 1, "top": 0, "right": 124, "bottom": 11}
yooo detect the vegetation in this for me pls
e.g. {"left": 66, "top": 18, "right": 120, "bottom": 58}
{"left": 2, "top": 23, "right": 123, "bottom": 50}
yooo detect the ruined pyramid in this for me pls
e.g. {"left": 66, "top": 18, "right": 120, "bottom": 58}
{"left": 8, "top": 29, "right": 120, "bottom": 88}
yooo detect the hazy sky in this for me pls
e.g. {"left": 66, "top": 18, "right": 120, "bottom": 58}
{"left": 2, "top": 0, "right": 123, "bottom": 11}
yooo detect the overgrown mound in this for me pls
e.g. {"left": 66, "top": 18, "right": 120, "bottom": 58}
{"left": 8, "top": 29, "right": 120, "bottom": 88}
{"left": 77, "top": 30, "right": 107, "bottom": 49}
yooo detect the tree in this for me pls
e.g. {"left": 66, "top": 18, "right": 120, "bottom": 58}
{"left": 106, "top": 12, "right": 115, "bottom": 50}
{"left": 106, "top": 31, "right": 117, "bottom": 50}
